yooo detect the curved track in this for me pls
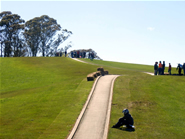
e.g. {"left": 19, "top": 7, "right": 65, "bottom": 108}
{"left": 67, "top": 75, "right": 119, "bottom": 139}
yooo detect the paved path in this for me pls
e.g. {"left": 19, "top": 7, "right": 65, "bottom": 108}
{"left": 143, "top": 72, "right": 154, "bottom": 76}
{"left": 68, "top": 58, "right": 153, "bottom": 138}
{"left": 68, "top": 75, "right": 119, "bottom": 139}
{"left": 72, "top": 58, "right": 89, "bottom": 64}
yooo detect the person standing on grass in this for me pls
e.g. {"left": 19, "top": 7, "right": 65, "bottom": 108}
{"left": 158, "top": 61, "right": 162, "bottom": 75}
{"left": 168, "top": 63, "right": 172, "bottom": 75}
{"left": 71, "top": 51, "right": 74, "bottom": 58}
{"left": 182, "top": 63, "right": 185, "bottom": 75}
{"left": 91, "top": 52, "right": 94, "bottom": 60}
{"left": 162, "top": 61, "right": 165, "bottom": 75}
{"left": 77, "top": 50, "right": 79, "bottom": 58}
{"left": 83, "top": 51, "right": 86, "bottom": 58}
{"left": 176, "top": 64, "right": 182, "bottom": 75}
{"left": 65, "top": 50, "right": 67, "bottom": 57}
{"left": 154, "top": 62, "right": 158, "bottom": 75}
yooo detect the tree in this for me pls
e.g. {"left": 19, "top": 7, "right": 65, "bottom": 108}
{"left": 48, "top": 30, "right": 73, "bottom": 57}
{"left": 11, "top": 21, "right": 26, "bottom": 57}
{"left": 24, "top": 15, "right": 72, "bottom": 57}
{"left": 39, "top": 15, "right": 61, "bottom": 57}
{"left": 0, "top": 11, "right": 25, "bottom": 57}
{"left": 0, "top": 11, "right": 12, "bottom": 57}
{"left": 24, "top": 17, "right": 42, "bottom": 57}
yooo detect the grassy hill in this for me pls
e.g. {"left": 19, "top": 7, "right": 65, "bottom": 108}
{"left": 79, "top": 59, "right": 185, "bottom": 139}
{"left": 1, "top": 57, "right": 97, "bottom": 138}
{"left": 1, "top": 57, "right": 185, "bottom": 139}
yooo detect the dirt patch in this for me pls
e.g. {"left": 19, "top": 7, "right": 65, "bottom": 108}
{"left": 128, "top": 101, "right": 156, "bottom": 108}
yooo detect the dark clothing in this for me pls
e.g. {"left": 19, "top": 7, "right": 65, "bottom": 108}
{"left": 179, "top": 68, "right": 182, "bottom": 75}
{"left": 83, "top": 52, "right": 86, "bottom": 58}
{"left": 168, "top": 65, "right": 171, "bottom": 75}
{"left": 113, "top": 113, "right": 134, "bottom": 128}
{"left": 183, "top": 64, "right": 185, "bottom": 75}
{"left": 65, "top": 51, "right": 67, "bottom": 57}
{"left": 158, "top": 68, "right": 162, "bottom": 75}
{"left": 154, "top": 64, "right": 158, "bottom": 75}
{"left": 168, "top": 65, "right": 171, "bottom": 70}
{"left": 71, "top": 51, "right": 74, "bottom": 58}
{"left": 162, "top": 63, "right": 165, "bottom": 75}
{"left": 183, "top": 64, "right": 185, "bottom": 70}
{"left": 154, "top": 64, "right": 158, "bottom": 70}
{"left": 77, "top": 51, "right": 79, "bottom": 58}
{"left": 177, "top": 64, "right": 182, "bottom": 75}
{"left": 91, "top": 52, "right": 94, "bottom": 60}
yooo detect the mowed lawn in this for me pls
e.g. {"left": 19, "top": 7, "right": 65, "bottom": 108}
{"left": 1, "top": 57, "right": 185, "bottom": 139}
{"left": 0, "top": 57, "right": 97, "bottom": 139}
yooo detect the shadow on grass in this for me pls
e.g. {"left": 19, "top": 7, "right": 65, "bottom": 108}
{"left": 114, "top": 127, "right": 135, "bottom": 132}
{"left": 163, "top": 74, "right": 184, "bottom": 76}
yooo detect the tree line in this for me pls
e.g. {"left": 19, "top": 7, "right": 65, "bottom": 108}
{"left": 0, "top": 11, "right": 72, "bottom": 57}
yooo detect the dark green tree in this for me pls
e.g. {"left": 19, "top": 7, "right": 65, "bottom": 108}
{"left": 0, "top": 11, "right": 25, "bottom": 57}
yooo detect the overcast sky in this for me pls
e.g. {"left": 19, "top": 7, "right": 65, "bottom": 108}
{"left": 1, "top": 0, "right": 185, "bottom": 66}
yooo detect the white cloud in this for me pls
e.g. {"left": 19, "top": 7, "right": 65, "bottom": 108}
{"left": 147, "top": 27, "right": 155, "bottom": 31}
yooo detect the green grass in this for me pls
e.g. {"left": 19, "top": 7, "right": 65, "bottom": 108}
{"left": 79, "top": 58, "right": 178, "bottom": 74}
{"left": 109, "top": 72, "right": 185, "bottom": 139}
{"left": 75, "top": 59, "right": 185, "bottom": 138}
{"left": 0, "top": 57, "right": 97, "bottom": 139}
{"left": 1, "top": 57, "right": 185, "bottom": 139}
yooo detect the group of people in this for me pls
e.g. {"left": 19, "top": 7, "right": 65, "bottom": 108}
{"left": 154, "top": 61, "right": 166, "bottom": 75}
{"left": 176, "top": 63, "right": 185, "bottom": 75}
{"left": 70, "top": 50, "right": 95, "bottom": 60}
{"left": 154, "top": 61, "right": 185, "bottom": 75}
{"left": 55, "top": 50, "right": 68, "bottom": 57}
{"left": 71, "top": 50, "right": 86, "bottom": 58}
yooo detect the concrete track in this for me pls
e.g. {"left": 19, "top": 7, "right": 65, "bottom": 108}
{"left": 67, "top": 75, "right": 119, "bottom": 139}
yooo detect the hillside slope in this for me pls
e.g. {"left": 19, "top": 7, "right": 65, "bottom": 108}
{"left": 1, "top": 57, "right": 97, "bottom": 138}
{"left": 1, "top": 57, "right": 185, "bottom": 139}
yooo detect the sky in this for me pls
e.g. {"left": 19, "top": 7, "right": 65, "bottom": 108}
{"left": 1, "top": 0, "right": 185, "bottom": 66}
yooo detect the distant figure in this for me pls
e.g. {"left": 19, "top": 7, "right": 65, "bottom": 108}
{"left": 176, "top": 64, "right": 182, "bottom": 75}
{"left": 65, "top": 50, "right": 67, "bottom": 57}
{"left": 89, "top": 52, "right": 92, "bottom": 60}
{"left": 71, "top": 51, "right": 74, "bottom": 58}
{"left": 77, "top": 50, "right": 80, "bottom": 58}
{"left": 162, "top": 61, "right": 165, "bottom": 75}
{"left": 154, "top": 62, "right": 158, "bottom": 75}
{"left": 112, "top": 109, "right": 134, "bottom": 129}
{"left": 158, "top": 61, "right": 162, "bottom": 75}
{"left": 74, "top": 51, "right": 77, "bottom": 58}
{"left": 91, "top": 52, "right": 94, "bottom": 60}
{"left": 88, "top": 52, "right": 90, "bottom": 59}
{"left": 182, "top": 63, "right": 185, "bottom": 75}
{"left": 83, "top": 51, "right": 86, "bottom": 58}
{"left": 168, "top": 63, "right": 171, "bottom": 75}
